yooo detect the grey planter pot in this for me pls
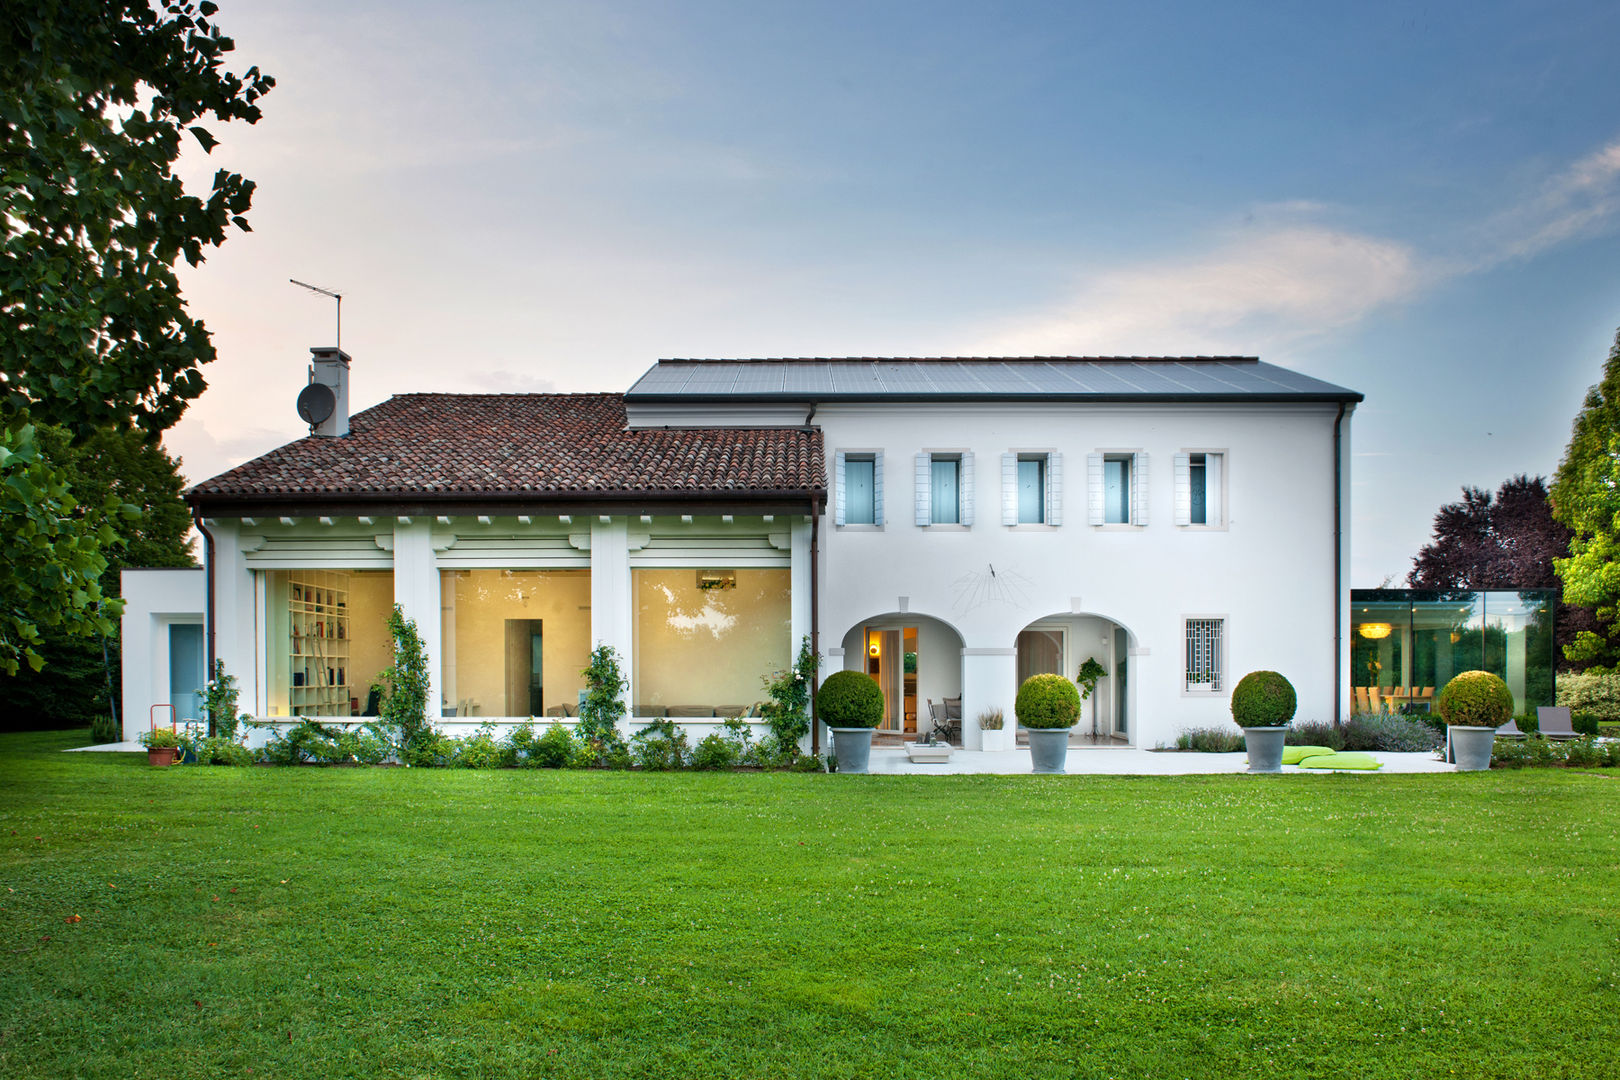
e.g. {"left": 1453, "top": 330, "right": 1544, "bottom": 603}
{"left": 1243, "top": 726, "right": 1288, "bottom": 773}
{"left": 829, "top": 727, "right": 876, "bottom": 774}
{"left": 1025, "top": 727, "right": 1073, "bottom": 774}
{"left": 1450, "top": 725, "right": 1496, "bottom": 772}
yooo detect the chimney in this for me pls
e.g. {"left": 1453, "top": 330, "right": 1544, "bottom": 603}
{"left": 308, "top": 347, "right": 351, "bottom": 437}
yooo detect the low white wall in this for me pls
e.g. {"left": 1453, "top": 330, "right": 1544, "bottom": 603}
{"left": 119, "top": 568, "right": 206, "bottom": 742}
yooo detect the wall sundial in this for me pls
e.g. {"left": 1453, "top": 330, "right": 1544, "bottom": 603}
{"left": 951, "top": 563, "right": 1034, "bottom": 615}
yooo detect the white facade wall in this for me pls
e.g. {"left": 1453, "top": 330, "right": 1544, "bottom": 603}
{"left": 813, "top": 401, "right": 1353, "bottom": 750}
{"left": 119, "top": 568, "right": 206, "bottom": 741}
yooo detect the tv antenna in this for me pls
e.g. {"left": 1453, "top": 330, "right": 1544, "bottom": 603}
{"left": 290, "top": 278, "right": 342, "bottom": 349}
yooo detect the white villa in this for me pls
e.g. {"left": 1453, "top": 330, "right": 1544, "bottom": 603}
{"left": 123, "top": 350, "right": 1361, "bottom": 752}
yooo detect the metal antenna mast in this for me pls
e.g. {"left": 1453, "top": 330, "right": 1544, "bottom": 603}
{"left": 289, "top": 278, "right": 343, "bottom": 349}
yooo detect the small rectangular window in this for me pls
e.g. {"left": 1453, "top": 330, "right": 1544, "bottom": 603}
{"left": 1185, "top": 618, "right": 1223, "bottom": 692}
{"left": 930, "top": 457, "right": 959, "bottom": 524}
{"left": 1190, "top": 454, "right": 1207, "bottom": 525}
{"left": 1104, "top": 455, "right": 1131, "bottom": 524}
{"left": 1017, "top": 456, "right": 1045, "bottom": 524}
{"left": 845, "top": 456, "right": 875, "bottom": 524}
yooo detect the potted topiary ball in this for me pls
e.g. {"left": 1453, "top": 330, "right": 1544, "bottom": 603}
{"left": 816, "top": 670, "right": 885, "bottom": 774}
{"left": 1016, "top": 673, "right": 1080, "bottom": 774}
{"left": 1437, "top": 670, "right": 1513, "bottom": 771}
{"left": 1231, "top": 671, "right": 1296, "bottom": 773}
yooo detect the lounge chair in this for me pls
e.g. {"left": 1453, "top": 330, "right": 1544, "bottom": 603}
{"left": 1537, "top": 706, "right": 1580, "bottom": 741}
{"left": 1495, "top": 716, "right": 1527, "bottom": 740}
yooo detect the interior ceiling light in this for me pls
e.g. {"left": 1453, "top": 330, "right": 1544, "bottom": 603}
{"left": 1358, "top": 623, "right": 1393, "bottom": 640}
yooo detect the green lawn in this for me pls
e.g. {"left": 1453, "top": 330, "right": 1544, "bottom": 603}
{"left": 2, "top": 730, "right": 1616, "bottom": 1079}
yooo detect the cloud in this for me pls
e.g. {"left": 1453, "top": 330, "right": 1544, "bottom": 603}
{"left": 1472, "top": 137, "right": 1620, "bottom": 265}
{"left": 978, "top": 224, "right": 1423, "bottom": 356}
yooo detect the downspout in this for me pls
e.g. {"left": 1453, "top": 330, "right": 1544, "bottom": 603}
{"left": 1332, "top": 403, "right": 1346, "bottom": 728}
{"left": 194, "top": 511, "right": 218, "bottom": 737}
{"left": 805, "top": 401, "right": 823, "bottom": 757}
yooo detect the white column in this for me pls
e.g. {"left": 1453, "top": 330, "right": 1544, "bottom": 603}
{"left": 961, "top": 647, "right": 1017, "bottom": 751}
{"left": 590, "top": 517, "right": 632, "bottom": 724}
{"left": 790, "top": 517, "right": 811, "bottom": 654}
{"left": 393, "top": 518, "right": 442, "bottom": 720}
{"left": 207, "top": 519, "right": 259, "bottom": 717}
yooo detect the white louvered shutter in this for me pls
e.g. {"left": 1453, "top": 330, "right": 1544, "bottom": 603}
{"left": 1046, "top": 452, "right": 1063, "bottom": 526}
{"left": 1207, "top": 453, "right": 1224, "bottom": 526}
{"left": 915, "top": 453, "right": 931, "bottom": 526}
{"left": 960, "top": 451, "right": 975, "bottom": 526}
{"left": 1001, "top": 453, "right": 1018, "bottom": 525}
{"left": 1173, "top": 453, "right": 1191, "bottom": 526}
{"left": 1132, "top": 452, "right": 1150, "bottom": 526}
{"left": 1087, "top": 453, "right": 1104, "bottom": 526}
{"left": 872, "top": 451, "right": 885, "bottom": 526}
{"left": 834, "top": 451, "right": 847, "bottom": 527}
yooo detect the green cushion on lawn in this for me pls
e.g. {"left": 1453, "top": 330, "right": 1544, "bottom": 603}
{"left": 1298, "top": 752, "right": 1382, "bottom": 770}
{"left": 1282, "top": 745, "right": 1336, "bottom": 765}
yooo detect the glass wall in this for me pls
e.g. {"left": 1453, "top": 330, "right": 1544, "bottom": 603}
{"left": 440, "top": 569, "right": 591, "bottom": 718}
{"left": 633, "top": 568, "right": 791, "bottom": 714}
{"left": 1350, "top": 590, "right": 1554, "bottom": 714}
{"left": 263, "top": 569, "right": 395, "bottom": 718}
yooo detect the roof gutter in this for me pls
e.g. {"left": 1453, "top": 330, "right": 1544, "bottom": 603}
{"left": 1333, "top": 401, "right": 1346, "bottom": 729}
{"left": 193, "top": 511, "right": 218, "bottom": 737}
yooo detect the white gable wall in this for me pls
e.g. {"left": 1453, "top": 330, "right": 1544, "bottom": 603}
{"left": 816, "top": 400, "right": 1351, "bottom": 750}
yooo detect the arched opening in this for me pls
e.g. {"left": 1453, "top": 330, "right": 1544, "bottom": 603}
{"left": 839, "top": 613, "right": 965, "bottom": 741}
{"left": 1013, "top": 613, "right": 1135, "bottom": 746}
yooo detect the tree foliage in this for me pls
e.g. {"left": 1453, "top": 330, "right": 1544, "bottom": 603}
{"left": 1409, "top": 475, "right": 1568, "bottom": 590}
{"left": 1551, "top": 329, "right": 1620, "bottom": 671}
{"left": 0, "top": 423, "right": 193, "bottom": 732}
{"left": 2, "top": 0, "right": 274, "bottom": 434}
{"left": 378, "top": 605, "right": 431, "bottom": 748}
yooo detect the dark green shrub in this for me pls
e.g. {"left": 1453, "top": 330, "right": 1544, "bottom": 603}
{"left": 691, "top": 732, "right": 740, "bottom": 770}
{"left": 1286, "top": 721, "right": 1345, "bottom": 751}
{"left": 1342, "top": 713, "right": 1440, "bottom": 752}
{"left": 815, "top": 671, "right": 884, "bottom": 728}
{"left": 1556, "top": 671, "right": 1620, "bottom": 722}
{"left": 507, "top": 720, "right": 538, "bottom": 763}
{"left": 1437, "top": 671, "right": 1513, "bottom": 727}
{"left": 748, "top": 732, "right": 797, "bottom": 769}
{"left": 1014, "top": 673, "right": 1080, "bottom": 729}
{"left": 201, "top": 660, "right": 244, "bottom": 741}
{"left": 761, "top": 636, "right": 818, "bottom": 746}
{"left": 790, "top": 752, "right": 826, "bottom": 772}
{"left": 402, "top": 727, "right": 455, "bottom": 767}
{"left": 377, "top": 606, "right": 431, "bottom": 746}
{"left": 182, "top": 734, "right": 255, "bottom": 766}
{"left": 453, "top": 723, "right": 507, "bottom": 769}
{"left": 351, "top": 722, "right": 395, "bottom": 765}
{"left": 578, "top": 645, "right": 628, "bottom": 755}
{"left": 530, "top": 723, "right": 575, "bottom": 768}
{"left": 1174, "top": 727, "right": 1244, "bottom": 753}
{"left": 1514, "top": 712, "right": 1540, "bottom": 735}
{"left": 631, "top": 719, "right": 688, "bottom": 770}
{"left": 1565, "top": 736, "right": 1604, "bottom": 767}
{"left": 1230, "top": 671, "right": 1296, "bottom": 727}
{"left": 1572, "top": 713, "right": 1600, "bottom": 737}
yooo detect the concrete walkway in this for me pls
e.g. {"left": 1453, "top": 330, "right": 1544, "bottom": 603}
{"left": 861, "top": 746, "right": 1455, "bottom": 775}
{"left": 64, "top": 740, "right": 145, "bottom": 753}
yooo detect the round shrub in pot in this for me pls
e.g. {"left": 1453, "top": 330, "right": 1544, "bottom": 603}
{"left": 1015, "top": 673, "right": 1080, "bottom": 774}
{"left": 1231, "top": 670, "right": 1296, "bottom": 773}
{"left": 816, "top": 670, "right": 884, "bottom": 774}
{"left": 1437, "top": 670, "right": 1513, "bottom": 772}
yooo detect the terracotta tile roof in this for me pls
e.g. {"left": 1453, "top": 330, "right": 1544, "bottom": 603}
{"left": 187, "top": 393, "right": 825, "bottom": 505}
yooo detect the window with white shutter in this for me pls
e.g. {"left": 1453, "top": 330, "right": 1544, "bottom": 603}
{"left": 915, "top": 453, "right": 931, "bottom": 527}
{"left": 1176, "top": 451, "right": 1224, "bottom": 527}
{"left": 1093, "top": 451, "right": 1148, "bottom": 526}
{"left": 960, "top": 451, "right": 975, "bottom": 526}
{"left": 918, "top": 453, "right": 962, "bottom": 526}
{"left": 1001, "top": 453, "right": 1018, "bottom": 525}
{"left": 839, "top": 453, "right": 878, "bottom": 525}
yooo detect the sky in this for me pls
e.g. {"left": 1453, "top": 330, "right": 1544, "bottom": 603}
{"left": 164, "top": 0, "right": 1620, "bottom": 586}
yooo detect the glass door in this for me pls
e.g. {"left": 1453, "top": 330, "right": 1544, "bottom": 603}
{"left": 865, "top": 627, "right": 906, "bottom": 732}
{"left": 1114, "top": 626, "right": 1129, "bottom": 737}
{"left": 168, "top": 623, "right": 205, "bottom": 724}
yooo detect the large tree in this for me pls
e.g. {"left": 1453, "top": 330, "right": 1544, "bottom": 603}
{"left": 0, "top": 425, "right": 194, "bottom": 734}
{"left": 1, "top": 1, "right": 270, "bottom": 674}
{"left": 1551, "top": 327, "right": 1620, "bottom": 671}
{"left": 1410, "top": 474, "right": 1596, "bottom": 669}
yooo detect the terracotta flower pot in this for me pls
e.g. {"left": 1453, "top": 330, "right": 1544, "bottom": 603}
{"left": 147, "top": 747, "right": 179, "bottom": 767}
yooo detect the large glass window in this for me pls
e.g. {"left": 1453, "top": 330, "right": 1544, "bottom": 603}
{"left": 440, "top": 569, "right": 591, "bottom": 718}
{"left": 633, "top": 568, "right": 790, "bottom": 714}
{"left": 930, "top": 456, "right": 960, "bottom": 524}
{"left": 845, "top": 456, "right": 876, "bottom": 524}
{"left": 1017, "top": 456, "right": 1046, "bottom": 524}
{"left": 263, "top": 569, "right": 395, "bottom": 718}
{"left": 1350, "top": 590, "right": 1555, "bottom": 714}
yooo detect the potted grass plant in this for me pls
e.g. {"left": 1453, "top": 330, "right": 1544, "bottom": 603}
{"left": 1016, "top": 674, "right": 1080, "bottom": 774}
{"left": 1437, "top": 670, "right": 1512, "bottom": 771}
{"left": 140, "top": 726, "right": 181, "bottom": 767}
{"left": 1231, "top": 670, "right": 1296, "bottom": 773}
{"left": 816, "top": 670, "right": 884, "bottom": 774}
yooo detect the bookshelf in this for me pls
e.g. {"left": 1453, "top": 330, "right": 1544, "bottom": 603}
{"left": 287, "top": 569, "right": 351, "bottom": 716}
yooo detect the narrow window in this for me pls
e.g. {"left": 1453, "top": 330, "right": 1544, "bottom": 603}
{"left": 1017, "top": 456, "right": 1045, "bottom": 524}
{"left": 845, "top": 456, "right": 875, "bottom": 524}
{"left": 1104, "top": 455, "right": 1131, "bottom": 524}
{"left": 1189, "top": 454, "right": 1207, "bottom": 525}
{"left": 1185, "top": 618, "right": 1223, "bottom": 692}
{"left": 930, "top": 456, "right": 959, "bottom": 524}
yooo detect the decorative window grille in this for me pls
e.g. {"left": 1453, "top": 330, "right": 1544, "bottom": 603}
{"left": 1185, "top": 618, "right": 1223, "bottom": 691}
